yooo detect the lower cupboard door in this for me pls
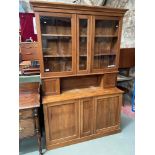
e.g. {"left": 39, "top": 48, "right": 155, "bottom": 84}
{"left": 94, "top": 95, "right": 121, "bottom": 133}
{"left": 80, "top": 98, "right": 94, "bottom": 137}
{"left": 44, "top": 100, "right": 79, "bottom": 144}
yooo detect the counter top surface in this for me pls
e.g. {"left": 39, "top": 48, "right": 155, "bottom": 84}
{"left": 43, "top": 87, "right": 123, "bottom": 104}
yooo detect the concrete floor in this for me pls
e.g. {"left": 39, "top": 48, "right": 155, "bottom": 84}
{"left": 19, "top": 113, "right": 135, "bottom": 155}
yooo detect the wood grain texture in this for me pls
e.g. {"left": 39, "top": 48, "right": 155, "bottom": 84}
{"left": 19, "top": 93, "right": 40, "bottom": 110}
{"left": 30, "top": 1, "right": 127, "bottom": 77}
{"left": 30, "top": 1, "right": 126, "bottom": 150}
{"left": 19, "top": 82, "right": 40, "bottom": 93}
{"left": 80, "top": 98, "right": 94, "bottom": 137}
{"left": 30, "top": 1, "right": 127, "bottom": 16}
{"left": 20, "top": 42, "right": 39, "bottom": 61}
{"left": 19, "top": 109, "right": 33, "bottom": 119}
{"left": 103, "top": 73, "right": 117, "bottom": 88}
{"left": 119, "top": 48, "right": 135, "bottom": 68}
{"left": 19, "top": 82, "right": 42, "bottom": 154}
{"left": 43, "top": 93, "right": 122, "bottom": 150}
{"left": 44, "top": 100, "right": 79, "bottom": 145}
{"left": 94, "top": 95, "right": 119, "bottom": 133}
{"left": 42, "top": 78, "right": 60, "bottom": 95}
{"left": 43, "top": 87, "right": 123, "bottom": 104}
{"left": 61, "top": 75, "right": 102, "bottom": 91}
{"left": 19, "top": 118, "right": 35, "bottom": 139}
{"left": 46, "top": 127, "right": 120, "bottom": 150}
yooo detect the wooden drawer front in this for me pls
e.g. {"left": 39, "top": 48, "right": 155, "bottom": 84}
{"left": 19, "top": 82, "right": 40, "bottom": 92}
{"left": 80, "top": 98, "right": 94, "bottom": 137}
{"left": 42, "top": 78, "right": 60, "bottom": 96}
{"left": 44, "top": 100, "right": 79, "bottom": 144}
{"left": 95, "top": 95, "right": 120, "bottom": 133}
{"left": 20, "top": 43, "right": 39, "bottom": 61}
{"left": 19, "top": 118, "right": 35, "bottom": 139}
{"left": 103, "top": 73, "right": 117, "bottom": 88}
{"left": 19, "top": 109, "right": 33, "bottom": 119}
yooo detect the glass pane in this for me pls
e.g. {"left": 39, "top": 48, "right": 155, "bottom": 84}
{"left": 95, "top": 20, "right": 119, "bottom": 36}
{"left": 40, "top": 16, "right": 72, "bottom": 72}
{"left": 79, "top": 19, "right": 88, "bottom": 71}
{"left": 93, "top": 19, "right": 119, "bottom": 69}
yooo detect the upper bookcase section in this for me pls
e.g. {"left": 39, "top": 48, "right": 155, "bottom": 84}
{"left": 30, "top": 0, "right": 127, "bottom": 17}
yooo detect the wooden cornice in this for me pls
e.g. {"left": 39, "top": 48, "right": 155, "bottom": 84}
{"left": 30, "top": 0, "right": 128, "bottom": 17}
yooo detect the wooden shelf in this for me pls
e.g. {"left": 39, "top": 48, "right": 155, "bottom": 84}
{"left": 95, "top": 35, "right": 118, "bottom": 38}
{"left": 44, "top": 55, "right": 72, "bottom": 58}
{"left": 80, "top": 35, "right": 87, "bottom": 37}
{"left": 43, "top": 53, "right": 116, "bottom": 58}
{"left": 94, "top": 53, "right": 116, "bottom": 56}
{"left": 42, "top": 34, "right": 71, "bottom": 37}
{"left": 79, "top": 53, "right": 116, "bottom": 57}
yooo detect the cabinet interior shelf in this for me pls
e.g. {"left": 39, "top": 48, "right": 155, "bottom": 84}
{"left": 44, "top": 55, "right": 72, "bottom": 58}
{"left": 43, "top": 53, "right": 116, "bottom": 58}
{"left": 94, "top": 53, "right": 116, "bottom": 56}
{"left": 80, "top": 35, "right": 87, "bottom": 37}
{"left": 42, "top": 34, "right": 71, "bottom": 37}
{"left": 95, "top": 35, "right": 118, "bottom": 38}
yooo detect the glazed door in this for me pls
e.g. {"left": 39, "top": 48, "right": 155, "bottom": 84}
{"left": 80, "top": 98, "right": 94, "bottom": 137}
{"left": 77, "top": 15, "right": 91, "bottom": 74}
{"left": 91, "top": 16, "right": 120, "bottom": 73}
{"left": 94, "top": 95, "right": 121, "bottom": 134}
{"left": 44, "top": 100, "right": 79, "bottom": 145}
{"left": 36, "top": 12, "right": 76, "bottom": 77}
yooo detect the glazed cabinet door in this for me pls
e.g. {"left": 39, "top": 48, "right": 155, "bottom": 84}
{"left": 44, "top": 100, "right": 79, "bottom": 146}
{"left": 36, "top": 12, "right": 76, "bottom": 77}
{"left": 91, "top": 16, "right": 121, "bottom": 73}
{"left": 80, "top": 98, "right": 94, "bottom": 137}
{"left": 94, "top": 95, "right": 121, "bottom": 134}
{"left": 77, "top": 15, "right": 91, "bottom": 74}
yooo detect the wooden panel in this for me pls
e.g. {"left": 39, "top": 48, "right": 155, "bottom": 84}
{"left": 19, "top": 92, "right": 40, "bottom": 110}
{"left": 61, "top": 75, "right": 102, "bottom": 91}
{"left": 80, "top": 98, "right": 93, "bottom": 137}
{"left": 19, "top": 118, "right": 35, "bottom": 139}
{"left": 19, "top": 82, "right": 40, "bottom": 93}
{"left": 94, "top": 95, "right": 120, "bottom": 133}
{"left": 19, "top": 109, "right": 33, "bottom": 119}
{"left": 103, "top": 73, "right": 117, "bottom": 88}
{"left": 36, "top": 12, "right": 76, "bottom": 77}
{"left": 43, "top": 87, "right": 123, "bottom": 104}
{"left": 20, "top": 42, "right": 39, "bottom": 61}
{"left": 30, "top": 1, "right": 127, "bottom": 17}
{"left": 42, "top": 78, "right": 60, "bottom": 95}
{"left": 119, "top": 48, "right": 135, "bottom": 68}
{"left": 77, "top": 15, "right": 91, "bottom": 74}
{"left": 44, "top": 100, "right": 79, "bottom": 145}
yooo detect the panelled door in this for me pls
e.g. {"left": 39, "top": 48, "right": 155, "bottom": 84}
{"left": 91, "top": 16, "right": 121, "bottom": 73}
{"left": 44, "top": 100, "right": 79, "bottom": 145}
{"left": 80, "top": 97, "right": 94, "bottom": 137}
{"left": 94, "top": 95, "right": 121, "bottom": 134}
{"left": 77, "top": 15, "right": 91, "bottom": 74}
{"left": 35, "top": 12, "right": 76, "bottom": 77}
